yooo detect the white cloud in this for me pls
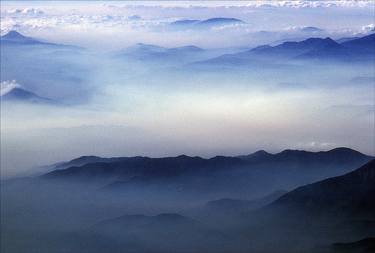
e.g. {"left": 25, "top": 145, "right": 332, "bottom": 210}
{"left": 7, "top": 8, "right": 44, "bottom": 16}
{"left": 0, "top": 80, "right": 21, "bottom": 96}
{"left": 362, "top": 23, "right": 375, "bottom": 32}
{"left": 0, "top": 1, "right": 373, "bottom": 48}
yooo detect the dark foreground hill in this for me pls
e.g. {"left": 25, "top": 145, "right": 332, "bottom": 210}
{"left": 265, "top": 159, "right": 375, "bottom": 219}
{"left": 2, "top": 155, "right": 374, "bottom": 253}
{"left": 331, "top": 237, "right": 375, "bottom": 253}
{"left": 243, "top": 159, "right": 375, "bottom": 252}
{"left": 75, "top": 160, "right": 375, "bottom": 253}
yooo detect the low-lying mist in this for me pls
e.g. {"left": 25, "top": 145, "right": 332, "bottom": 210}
{"left": 1, "top": 44, "right": 374, "bottom": 177}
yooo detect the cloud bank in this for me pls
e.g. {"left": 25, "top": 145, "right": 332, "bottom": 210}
{"left": 1, "top": 1, "right": 374, "bottom": 49}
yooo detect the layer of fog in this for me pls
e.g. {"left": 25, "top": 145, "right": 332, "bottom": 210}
{"left": 1, "top": 53, "right": 374, "bottom": 177}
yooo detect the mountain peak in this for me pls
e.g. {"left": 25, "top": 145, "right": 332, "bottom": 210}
{"left": 2, "top": 30, "right": 26, "bottom": 39}
{"left": 70, "top": 155, "right": 102, "bottom": 163}
{"left": 322, "top": 37, "right": 339, "bottom": 45}
{"left": 327, "top": 147, "right": 363, "bottom": 154}
{"left": 1, "top": 87, "right": 53, "bottom": 104}
{"left": 1, "top": 30, "right": 36, "bottom": 43}
{"left": 237, "top": 149, "right": 273, "bottom": 161}
{"left": 252, "top": 150, "right": 271, "bottom": 156}
{"left": 295, "top": 37, "right": 339, "bottom": 47}
{"left": 1, "top": 30, "right": 50, "bottom": 46}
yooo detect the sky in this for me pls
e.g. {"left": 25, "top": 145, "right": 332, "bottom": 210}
{"left": 0, "top": 1, "right": 374, "bottom": 177}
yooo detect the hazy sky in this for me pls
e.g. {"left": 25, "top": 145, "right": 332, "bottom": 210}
{"left": 1, "top": 0, "right": 374, "bottom": 49}
{"left": 1, "top": 1, "right": 374, "bottom": 177}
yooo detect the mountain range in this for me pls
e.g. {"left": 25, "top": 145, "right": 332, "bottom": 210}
{"left": 192, "top": 33, "right": 375, "bottom": 68}
{"left": 61, "top": 159, "right": 375, "bottom": 253}
{"left": 3, "top": 30, "right": 373, "bottom": 74}
{"left": 2, "top": 151, "right": 374, "bottom": 253}
{"left": 43, "top": 147, "right": 372, "bottom": 180}
{"left": 41, "top": 147, "right": 372, "bottom": 200}
{"left": 114, "top": 43, "right": 206, "bottom": 64}
{"left": 1, "top": 31, "right": 91, "bottom": 105}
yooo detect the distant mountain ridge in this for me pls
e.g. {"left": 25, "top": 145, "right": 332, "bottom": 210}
{"left": 114, "top": 43, "right": 206, "bottom": 64}
{"left": 42, "top": 148, "right": 373, "bottom": 196}
{"left": 250, "top": 37, "right": 341, "bottom": 58}
{"left": 192, "top": 33, "right": 375, "bottom": 67}
{"left": 170, "top": 17, "right": 245, "bottom": 29}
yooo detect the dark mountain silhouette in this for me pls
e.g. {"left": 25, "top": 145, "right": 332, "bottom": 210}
{"left": 331, "top": 237, "right": 375, "bottom": 253}
{"left": 251, "top": 37, "right": 342, "bottom": 58}
{"left": 295, "top": 34, "right": 375, "bottom": 60}
{"left": 266, "top": 159, "right": 375, "bottom": 219}
{"left": 53, "top": 155, "right": 131, "bottom": 170}
{"left": 43, "top": 148, "right": 372, "bottom": 182}
{"left": 43, "top": 154, "right": 240, "bottom": 183}
{"left": 41, "top": 148, "right": 372, "bottom": 200}
{"left": 234, "top": 160, "right": 375, "bottom": 252}
{"left": 192, "top": 33, "right": 375, "bottom": 67}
